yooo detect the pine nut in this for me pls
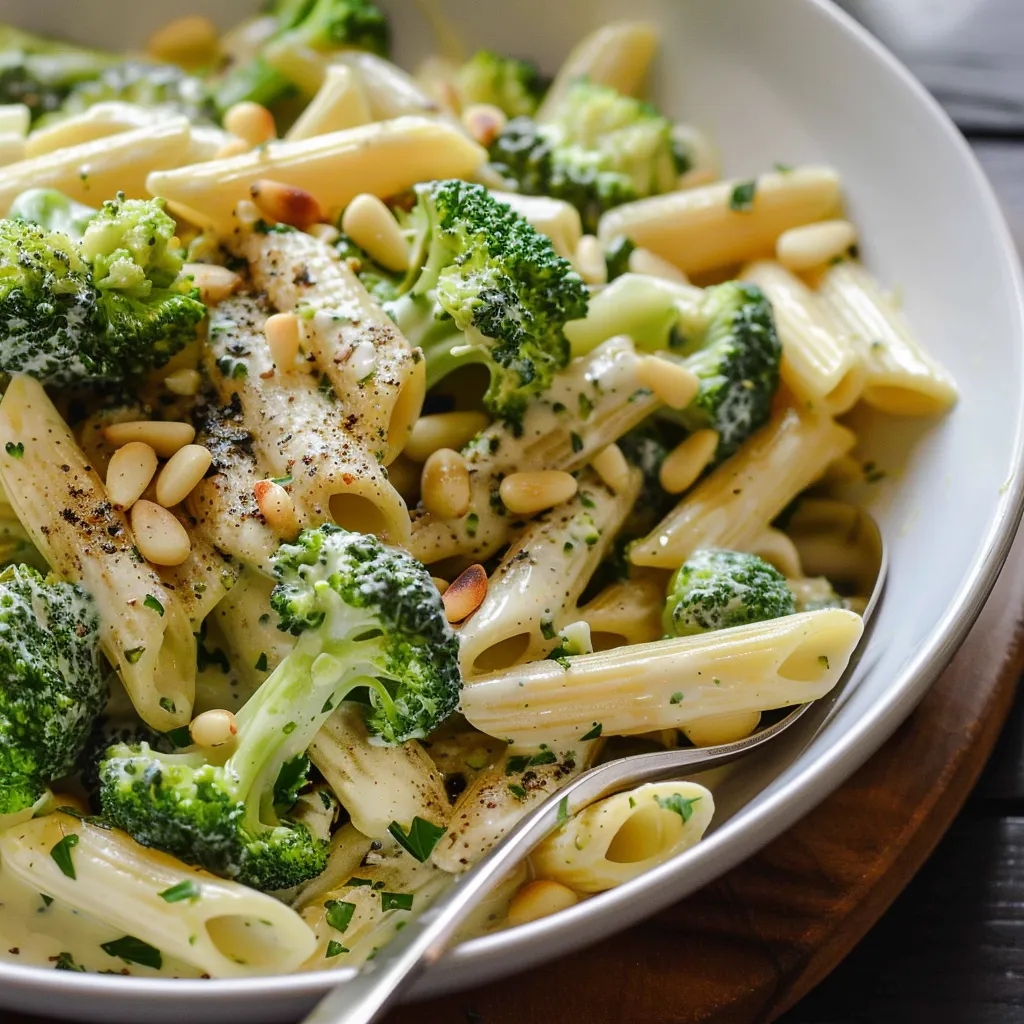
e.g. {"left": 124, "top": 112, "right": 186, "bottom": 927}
{"left": 308, "top": 222, "right": 341, "bottom": 244}
{"left": 156, "top": 444, "right": 213, "bottom": 508}
{"left": 574, "top": 234, "right": 608, "bottom": 286}
{"left": 628, "top": 247, "right": 690, "bottom": 283}
{"left": 636, "top": 355, "right": 701, "bottom": 410}
{"left": 214, "top": 137, "right": 251, "bottom": 160}
{"left": 777, "top": 219, "right": 858, "bottom": 273}
{"left": 432, "top": 577, "right": 450, "bottom": 595}
{"left": 683, "top": 711, "right": 761, "bottom": 747}
{"left": 234, "top": 198, "right": 261, "bottom": 230}
{"left": 223, "top": 101, "right": 277, "bottom": 147}
{"left": 250, "top": 178, "right": 323, "bottom": 230}
{"left": 254, "top": 480, "right": 300, "bottom": 537}
{"left": 189, "top": 708, "right": 238, "bottom": 748}
{"left": 420, "top": 448, "right": 471, "bottom": 519}
{"left": 146, "top": 15, "right": 219, "bottom": 69}
{"left": 105, "top": 441, "right": 158, "bottom": 511}
{"left": 183, "top": 262, "right": 243, "bottom": 305}
{"left": 507, "top": 880, "right": 579, "bottom": 927}
{"left": 265, "top": 312, "right": 302, "bottom": 367}
{"left": 659, "top": 429, "right": 719, "bottom": 494}
{"left": 164, "top": 368, "right": 202, "bottom": 396}
{"left": 131, "top": 500, "right": 192, "bottom": 566}
{"left": 404, "top": 411, "right": 490, "bottom": 463}
{"left": 341, "top": 193, "right": 410, "bottom": 273}
{"left": 499, "top": 470, "right": 577, "bottom": 516}
{"left": 103, "top": 421, "right": 195, "bottom": 458}
{"left": 591, "top": 444, "right": 630, "bottom": 494}
{"left": 442, "top": 563, "right": 487, "bottom": 623}
{"left": 461, "top": 102, "right": 507, "bottom": 147}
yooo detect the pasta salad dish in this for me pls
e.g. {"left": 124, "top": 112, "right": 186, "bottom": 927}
{"left": 0, "top": 4, "right": 956, "bottom": 980}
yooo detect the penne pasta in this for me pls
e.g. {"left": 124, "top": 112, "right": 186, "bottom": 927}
{"left": 597, "top": 166, "right": 843, "bottom": 276}
{"left": 462, "top": 608, "right": 864, "bottom": 747}
{"left": 576, "top": 570, "right": 670, "bottom": 650}
{"left": 24, "top": 102, "right": 178, "bottom": 158}
{"left": 285, "top": 64, "right": 373, "bottom": 141}
{"left": 630, "top": 405, "right": 856, "bottom": 569}
{"left": 489, "top": 191, "right": 584, "bottom": 261}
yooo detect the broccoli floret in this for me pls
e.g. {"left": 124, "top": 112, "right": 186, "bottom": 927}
{"left": 99, "top": 525, "right": 460, "bottom": 890}
{"left": 488, "top": 80, "right": 682, "bottom": 232}
{"left": 0, "top": 565, "right": 107, "bottom": 818}
{"left": 8, "top": 189, "right": 98, "bottom": 238}
{"left": 455, "top": 50, "right": 546, "bottom": 119}
{"left": 663, "top": 549, "right": 796, "bottom": 637}
{"left": 214, "top": 0, "right": 390, "bottom": 114}
{"left": 35, "top": 60, "right": 216, "bottom": 127}
{"left": 383, "top": 180, "right": 588, "bottom": 427}
{"left": 0, "top": 193, "right": 205, "bottom": 386}
{"left": 669, "top": 281, "right": 782, "bottom": 461}
{"left": 604, "top": 235, "right": 637, "bottom": 282}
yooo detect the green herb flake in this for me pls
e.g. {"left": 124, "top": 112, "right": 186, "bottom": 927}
{"left": 628, "top": 796, "right": 637, "bottom": 809}
{"left": 254, "top": 652, "right": 269, "bottom": 672}
{"left": 818, "top": 655, "right": 830, "bottom": 669}
{"left": 345, "top": 877, "right": 372, "bottom": 887}
{"left": 166, "top": 726, "right": 192, "bottom": 748}
{"left": 556, "top": 796, "right": 570, "bottom": 825}
{"left": 465, "top": 512, "right": 479, "bottom": 538}
{"left": 580, "top": 722, "right": 603, "bottom": 741}
{"left": 4, "top": 441, "right": 23, "bottom": 459}
{"left": 324, "top": 899, "right": 356, "bottom": 933}
{"left": 570, "top": 431, "right": 584, "bottom": 453}
{"left": 52, "top": 951, "right": 85, "bottom": 971}
{"left": 669, "top": 692, "right": 684, "bottom": 705}
{"left": 40, "top": 894, "right": 53, "bottom": 908}
{"left": 143, "top": 595, "right": 164, "bottom": 617}
{"left": 655, "top": 793, "right": 702, "bottom": 824}
{"left": 282, "top": 721, "right": 296, "bottom": 735}
{"left": 270, "top": 474, "right": 293, "bottom": 486}
{"left": 325, "top": 940, "right": 348, "bottom": 958}
{"left": 388, "top": 816, "right": 447, "bottom": 863}
{"left": 380, "top": 891, "right": 414, "bottom": 912}
{"left": 529, "top": 750, "right": 557, "bottom": 766}
{"left": 100, "top": 935, "right": 163, "bottom": 970}
{"left": 505, "top": 754, "right": 530, "bottom": 775}
{"left": 127, "top": 647, "right": 147, "bottom": 666}
{"left": 729, "top": 180, "right": 757, "bottom": 211}
{"left": 508, "top": 783, "right": 527, "bottom": 800}
{"left": 159, "top": 880, "right": 201, "bottom": 903}
{"left": 773, "top": 162, "right": 793, "bottom": 173}
{"left": 579, "top": 492, "right": 596, "bottom": 509}
{"left": 50, "top": 834, "right": 80, "bottom": 880}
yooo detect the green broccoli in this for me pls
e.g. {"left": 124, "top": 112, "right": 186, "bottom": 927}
{"left": 455, "top": 50, "right": 546, "bottom": 118}
{"left": 0, "top": 192, "right": 205, "bottom": 386}
{"left": 8, "top": 189, "right": 98, "bottom": 238}
{"left": 382, "top": 179, "right": 588, "bottom": 428}
{"left": 604, "top": 235, "right": 637, "bottom": 282}
{"left": 488, "top": 79, "right": 684, "bottom": 232}
{"left": 214, "top": 0, "right": 390, "bottom": 114}
{"left": 99, "top": 524, "right": 460, "bottom": 890}
{"left": 663, "top": 549, "right": 796, "bottom": 637}
{"left": 334, "top": 231, "right": 401, "bottom": 306}
{"left": 0, "top": 565, "right": 107, "bottom": 819}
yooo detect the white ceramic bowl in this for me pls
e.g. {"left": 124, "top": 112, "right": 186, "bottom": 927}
{"left": 3, "top": 1, "right": 1024, "bottom": 1021}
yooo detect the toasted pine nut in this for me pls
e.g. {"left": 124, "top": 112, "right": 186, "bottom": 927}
{"left": 190, "top": 708, "right": 238, "bottom": 748}
{"left": 254, "top": 480, "right": 300, "bottom": 537}
{"left": 164, "top": 368, "right": 202, "bottom": 396}
{"left": 421, "top": 448, "right": 471, "bottom": 519}
{"left": 461, "top": 102, "right": 507, "bottom": 147}
{"left": 105, "top": 441, "right": 158, "bottom": 511}
{"left": 341, "top": 193, "right": 410, "bottom": 273}
{"left": 404, "top": 411, "right": 490, "bottom": 463}
{"left": 499, "top": 470, "right": 577, "bottom": 516}
{"left": 214, "top": 137, "right": 251, "bottom": 160}
{"left": 147, "top": 15, "right": 219, "bottom": 69}
{"left": 574, "top": 234, "right": 608, "bottom": 286}
{"left": 156, "top": 444, "right": 213, "bottom": 508}
{"left": 265, "top": 312, "right": 302, "bottom": 367}
{"left": 131, "top": 500, "right": 192, "bottom": 566}
{"left": 591, "top": 444, "right": 630, "bottom": 494}
{"left": 683, "top": 711, "right": 761, "bottom": 747}
{"left": 103, "top": 421, "right": 196, "bottom": 458}
{"left": 183, "top": 262, "right": 243, "bottom": 305}
{"left": 250, "top": 178, "right": 323, "bottom": 230}
{"left": 223, "top": 101, "right": 276, "bottom": 147}
{"left": 636, "top": 355, "right": 701, "bottom": 410}
{"left": 308, "top": 222, "right": 341, "bottom": 244}
{"left": 628, "top": 247, "right": 690, "bottom": 283}
{"left": 777, "top": 219, "right": 858, "bottom": 273}
{"left": 432, "top": 577, "right": 450, "bottom": 594}
{"left": 507, "top": 880, "right": 579, "bottom": 927}
{"left": 442, "top": 563, "right": 487, "bottom": 623}
{"left": 659, "top": 429, "right": 719, "bottom": 494}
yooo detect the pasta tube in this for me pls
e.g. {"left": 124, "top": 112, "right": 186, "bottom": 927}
{"left": 819, "top": 260, "right": 958, "bottom": 415}
{"left": 0, "top": 117, "right": 192, "bottom": 213}
{"left": 597, "top": 166, "right": 842, "bottom": 276}
{"left": 630, "top": 405, "right": 856, "bottom": 569}
{"left": 0, "top": 812, "right": 316, "bottom": 978}
{"left": 462, "top": 609, "right": 864, "bottom": 747}
{"left": 537, "top": 22, "right": 659, "bottom": 122}
{"left": 741, "top": 260, "right": 865, "bottom": 414}
{"left": 576, "top": 570, "right": 669, "bottom": 649}
{"left": 335, "top": 52, "right": 461, "bottom": 125}
{"left": 24, "top": 101, "right": 178, "bottom": 157}
{"left": 489, "top": 191, "right": 583, "bottom": 260}
{"left": 0, "top": 376, "right": 194, "bottom": 731}
{"left": 309, "top": 703, "right": 450, "bottom": 840}
{"left": 458, "top": 467, "right": 641, "bottom": 676}
{"left": 531, "top": 781, "right": 714, "bottom": 892}
{"left": 148, "top": 117, "right": 486, "bottom": 234}
{"left": 285, "top": 64, "right": 372, "bottom": 141}
{"left": 241, "top": 229, "right": 425, "bottom": 465}
{"left": 409, "top": 336, "right": 660, "bottom": 566}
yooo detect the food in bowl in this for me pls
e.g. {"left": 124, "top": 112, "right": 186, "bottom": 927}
{"left": 0, "top": 2, "right": 955, "bottom": 979}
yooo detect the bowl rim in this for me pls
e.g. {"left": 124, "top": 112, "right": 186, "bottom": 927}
{"left": 2, "top": 0, "right": 1023, "bottom": 1011}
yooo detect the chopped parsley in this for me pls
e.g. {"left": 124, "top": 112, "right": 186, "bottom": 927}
{"left": 100, "top": 935, "right": 162, "bottom": 970}
{"left": 255, "top": 652, "right": 269, "bottom": 672}
{"left": 325, "top": 899, "right": 356, "bottom": 933}
{"left": 325, "top": 940, "right": 348, "bottom": 958}
{"left": 270, "top": 473, "right": 293, "bottom": 486}
{"left": 570, "top": 431, "right": 583, "bottom": 453}
{"left": 579, "top": 492, "right": 596, "bottom": 509}
{"left": 127, "top": 647, "right": 147, "bottom": 666}
{"left": 465, "top": 513, "right": 479, "bottom": 538}
{"left": 578, "top": 394, "right": 593, "bottom": 418}
{"left": 50, "top": 834, "right": 80, "bottom": 880}
{"left": 508, "top": 783, "right": 528, "bottom": 800}
{"left": 380, "top": 891, "right": 414, "bottom": 912}
{"left": 4, "top": 441, "right": 23, "bottom": 459}
{"left": 388, "top": 816, "right": 446, "bottom": 863}
{"left": 773, "top": 162, "right": 793, "bottom": 173}
{"left": 655, "top": 793, "right": 701, "bottom": 824}
{"left": 52, "top": 952, "right": 85, "bottom": 971}
{"left": 580, "top": 723, "right": 603, "bottom": 741}
{"left": 729, "top": 180, "right": 757, "bottom": 211}
{"left": 669, "top": 692, "right": 684, "bottom": 705}
{"left": 818, "top": 655, "right": 830, "bottom": 669}
{"left": 159, "top": 880, "right": 200, "bottom": 903}
{"left": 143, "top": 595, "right": 164, "bottom": 617}
{"left": 556, "top": 796, "right": 570, "bottom": 825}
